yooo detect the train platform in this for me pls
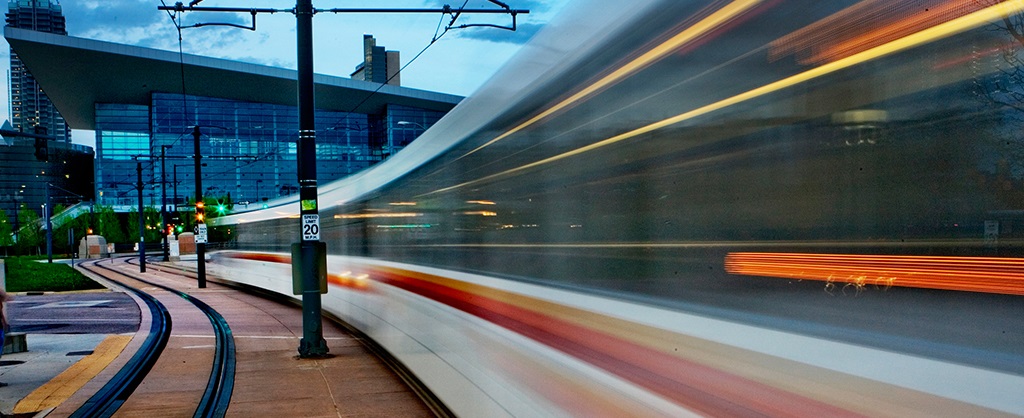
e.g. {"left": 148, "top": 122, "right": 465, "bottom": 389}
{"left": 1, "top": 258, "right": 434, "bottom": 417}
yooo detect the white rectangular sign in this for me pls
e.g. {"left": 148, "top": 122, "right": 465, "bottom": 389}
{"left": 302, "top": 214, "right": 320, "bottom": 241}
{"left": 195, "top": 223, "right": 208, "bottom": 244}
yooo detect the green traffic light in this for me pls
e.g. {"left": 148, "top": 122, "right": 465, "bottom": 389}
{"left": 216, "top": 204, "right": 226, "bottom": 214}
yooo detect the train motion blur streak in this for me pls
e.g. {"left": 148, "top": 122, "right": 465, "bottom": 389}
{"left": 212, "top": 0, "right": 1024, "bottom": 416}
{"left": 431, "top": 0, "right": 1024, "bottom": 197}
{"left": 726, "top": 252, "right": 1024, "bottom": 295}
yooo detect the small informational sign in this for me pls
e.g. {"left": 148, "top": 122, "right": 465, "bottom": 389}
{"left": 195, "top": 224, "right": 208, "bottom": 244}
{"left": 302, "top": 214, "right": 320, "bottom": 241}
{"left": 301, "top": 199, "right": 317, "bottom": 211}
{"left": 984, "top": 220, "right": 999, "bottom": 247}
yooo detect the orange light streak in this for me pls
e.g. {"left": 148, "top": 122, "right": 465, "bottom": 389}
{"left": 725, "top": 252, "right": 1024, "bottom": 295}
{"left": 770, "top": 0, "right": 988, "bottom": 65}
{"left": 459, "top": 0, "right": 764, "bottom": 159}
{"left": 333, "top": 212, "right": 421, "bottom": 219}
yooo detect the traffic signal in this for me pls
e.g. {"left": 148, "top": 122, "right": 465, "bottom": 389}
{"left": 196, "top": 201, "right": 205, "bottom": 222}
{"left": 33, "top": 125, "right": 48, "bottom": 161}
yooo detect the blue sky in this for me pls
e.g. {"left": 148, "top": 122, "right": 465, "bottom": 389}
{"left": 1, "top": 0, "right": 567, "bottom": 147}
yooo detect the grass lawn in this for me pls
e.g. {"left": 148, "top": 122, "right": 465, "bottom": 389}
{"left": 2, "top": 257, "right": 104, "bottom": 292}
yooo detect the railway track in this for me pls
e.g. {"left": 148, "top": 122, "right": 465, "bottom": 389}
{"left": 73, "top": 257, "right": 236, "bottom": 418}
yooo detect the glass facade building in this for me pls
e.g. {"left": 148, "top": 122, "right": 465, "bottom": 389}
{"left": 95, "top": 93, "right": 445, "bottom": 208}
{"left": 0, "top": 138, "right": 94, "bottom": 225}
{"left": 6, "top": 0, "right": 71, "bottom": 142}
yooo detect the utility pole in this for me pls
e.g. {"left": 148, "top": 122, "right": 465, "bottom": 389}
{"left": 161, "top": 145, "right": 171, "bottom": 261}
{"left": 136, "top": 162, "right": 146, "bottom": 273}
{"left": 159, "top": 0, "right": 528, "bottom": 359}
{"left": 292, "top": 0, "right": 329, "bottom": 357}
{"left": 193, "top": 125, "right": 207, "bottom": 288}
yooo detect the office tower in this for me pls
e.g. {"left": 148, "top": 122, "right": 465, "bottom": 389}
{"left": 6, "top": 0, "right": 70, "bottom": 142}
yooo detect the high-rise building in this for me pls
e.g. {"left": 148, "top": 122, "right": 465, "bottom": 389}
{"left": 6, "top": 0, "right": 70, "bottom": 142}
{"left": 351, "top": 35, "right": 400, "bottom": 86}
{"left": 6, "top": 28, "right": 459, "bottom": 210}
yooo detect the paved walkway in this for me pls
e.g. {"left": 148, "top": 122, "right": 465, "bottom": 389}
{"left": 1, "top": 259, "right": 434, "bottom": 417}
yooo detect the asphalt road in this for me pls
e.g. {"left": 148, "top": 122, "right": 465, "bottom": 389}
{"left": 7, "top": 292, "right": 140, "bottom": 335}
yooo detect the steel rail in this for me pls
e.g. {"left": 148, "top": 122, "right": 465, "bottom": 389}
{"left": 149, "top": 254, "right": 452, "bottom": 417}
{"left": 70, "top": 258, "right": 172, "bottom": 418}
{"left": 122, "top": 257, "right": 236, "bottom": 417}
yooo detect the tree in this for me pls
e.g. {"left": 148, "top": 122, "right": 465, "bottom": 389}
{"left": 15, "top": 207, "right": 42, "bottom": 255}
{"left": 54, "top": 210, "right": 92, "bottom": 256}
{"left": 127, "top": 207, "right": 164, "bottom": 244}
{"left": 0, "top": 210, "right": 13, "bottom": 256}
{"left": 95, "top": 205, "right": 127, "bottom": 244}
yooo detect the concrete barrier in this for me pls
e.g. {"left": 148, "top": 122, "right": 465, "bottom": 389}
{"left": 3, "top": 332, "right": 26, "bottom": 354}
{"left": 79, "top": 235, "right": 109, "bottom": 259}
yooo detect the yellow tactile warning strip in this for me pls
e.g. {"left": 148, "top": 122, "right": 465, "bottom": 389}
{"left": 14, "top": 335, "right": 132, "bottom": 415}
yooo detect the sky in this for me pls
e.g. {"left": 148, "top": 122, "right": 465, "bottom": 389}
{"left": 0, "top": 0, "right": 568, "bottom": 148}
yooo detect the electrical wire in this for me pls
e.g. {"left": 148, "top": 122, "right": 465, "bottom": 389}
{"left": 325, "top": 2, "right": 468, "bottom": 132}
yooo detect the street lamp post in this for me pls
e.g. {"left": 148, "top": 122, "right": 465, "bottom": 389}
{"left": 256, "top": 179, "right": 262, "bottom": 202}
{"left": 396, "top": 120, "right": 427, "bottom": 130}
{"left": 136, "top": 162, "right": 146, "bottom": 273}
{"left": 161, "top": 145, "right": 171, "bottom": 261}
{"left": 395, "top": 121, "right": 429, "bottom": 155}
{"left": 44, "top": 184, "right": 51, "bottom": 263}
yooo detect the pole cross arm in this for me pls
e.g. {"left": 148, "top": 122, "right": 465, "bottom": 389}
{"left": 157, "top": 4, "right": 528, "bottom": 15}
{"left": 315, "top": 8, "right": 529, "bottom": 14}
{"left": 158, "top": 4, "right": 288, "bottom": 14}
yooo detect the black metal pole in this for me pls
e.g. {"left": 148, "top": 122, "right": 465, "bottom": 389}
{"left": 45, "top": 183, "right": 52, "bottom": 263}
{"left": 194, "top": 126, "right": 206, "bottom": 288}
{"left": 295, "top": 0, "right": 328, "bottom": 358}
{"left": 174, "top": 165, "right": 179, "bottom": 214}
{"left": 161, "top": 145, "right": 170, "bottom": 261}
{"left": 137, "top": 162, "right": 146, "bottom": 273}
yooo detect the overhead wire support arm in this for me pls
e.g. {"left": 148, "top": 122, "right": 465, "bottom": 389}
{"left": 159, "top": 3, "right": 287, "bottom": 14}
{"left": 315, "top": 6, "right": 528, "bottom": 32}
{"left": 158, "top": 3, "right": 288, "bottom": 31}
{"left": 314, "top": 8, "right": 529, "bottom": 14}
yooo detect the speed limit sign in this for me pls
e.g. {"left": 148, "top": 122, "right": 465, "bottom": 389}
{"left": 302, "top": 214, "right": 320, "bottom": 241}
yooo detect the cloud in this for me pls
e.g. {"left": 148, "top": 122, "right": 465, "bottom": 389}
{"left": 62, "top": 1, "right": 165, "bottom": 35}
{"left": 449, "top": 22, "right": 544, "bottom": 44}
{"left": 436, "top": 0, "right": 559, "bottom": 44}
{"left": 61, "top": 1, "right": 254, "bottom": 50}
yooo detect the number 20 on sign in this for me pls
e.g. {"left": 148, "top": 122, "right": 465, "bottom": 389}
{"left": 302, "top": 214, "right": 320, "bottom": 241}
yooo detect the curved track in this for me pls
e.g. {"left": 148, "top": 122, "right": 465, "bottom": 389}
{"left": 73, "top": 257, "right": 235, "bottom": 418}
{"left": 70, "top": 258, "right": 172, "bottom": 418}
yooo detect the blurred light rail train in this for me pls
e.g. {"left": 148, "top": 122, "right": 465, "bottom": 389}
{"left": 210, "top": 0, "right": 1024, "bottom": 415}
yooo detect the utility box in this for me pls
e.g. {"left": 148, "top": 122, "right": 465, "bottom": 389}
{"left": 292, "top": 241, "right": 327, "bottom": 295}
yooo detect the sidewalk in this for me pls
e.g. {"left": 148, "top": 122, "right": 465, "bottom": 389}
{"left": 1, "top": 334, "right": 111, "bottom": 416}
